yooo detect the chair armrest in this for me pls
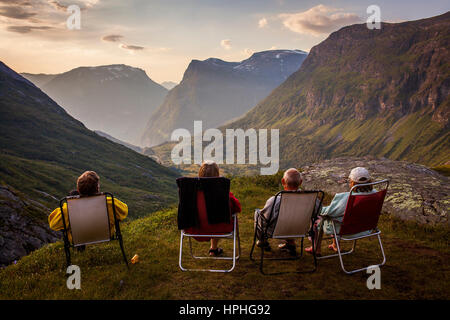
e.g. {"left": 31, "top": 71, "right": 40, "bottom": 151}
{"left": 255, "top": 209, "right": 268, "bottom": 223}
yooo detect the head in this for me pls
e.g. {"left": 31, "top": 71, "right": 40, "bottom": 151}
{"left": 348, "top": 167, "right": 373, "bottom": 192}
{"left": 198, "top": 160, "right": 220, "bottom": 178}
{"left": 77, "top": 171, "right": 100, "bottom": 196}
{"left": 281, "top": 168, "right": 302, "bottom": 191}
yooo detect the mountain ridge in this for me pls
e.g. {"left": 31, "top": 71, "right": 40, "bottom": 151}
{"left": 141, "top": 49, "right": 308, "bottom": 147}
{"left": 224, "top": 12, "right": 450, "bottom": 167}
{"left": 24, "top": 64, "right": 168, "bottom": 146}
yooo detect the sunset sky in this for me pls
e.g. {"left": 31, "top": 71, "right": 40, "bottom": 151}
{"left": 1, "top": 0, "right": 449, "bottom": 83}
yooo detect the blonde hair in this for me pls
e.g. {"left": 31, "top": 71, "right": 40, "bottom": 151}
{"left": 198, "top": 160, "right": 220, "bottom": 177}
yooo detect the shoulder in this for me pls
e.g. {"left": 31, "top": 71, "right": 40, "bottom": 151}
{"left": 266, "top": 196, "right": 276, "bottom": 205}
{"left": 334, "top": 192, "right": 349, "bottom": 200}
{"left": 107, "top": 195, "right": 127, "bottom": 206}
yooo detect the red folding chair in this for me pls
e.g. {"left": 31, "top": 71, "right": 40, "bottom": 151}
{"left": 317, "top": 180, "right": 389, "bottom": 274}
{"left": 178, "top": 184, "right": 240, "bottom": 273}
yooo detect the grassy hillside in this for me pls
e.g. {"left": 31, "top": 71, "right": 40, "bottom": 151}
{"left": 0, "top": 62, "right": 178, "bottom": 220}
{"left": 1, "top": 173, "right": 448, "bottom": 299}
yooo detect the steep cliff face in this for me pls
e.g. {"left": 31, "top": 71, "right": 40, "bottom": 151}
{"left": 228, "top": 12, "right": 450, "bottom": 167}
{"left": 141, "top": 50, "right": 307, "bottom": 147}
{"left": 0, "top": 186, "right": 58, "bottom": 267}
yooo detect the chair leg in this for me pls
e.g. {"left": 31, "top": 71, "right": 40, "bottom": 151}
{"left": 236, "top": 221, "right": 241, "bottom": 260}
{"left": 312, "top": 236, "right": 317, "bottom": 270}
{"left": 300, "top": 238, "right": 304, "bottom": 257}
{"left": 179, "top": 217, "right": 239, "bottom": 272}
{"left": 249, "top": 226, "right": 258, "bottom": 262}
{"left": 333, "top": 224, "right": 385, "bottom": 275}
{"left": 64, "top": 244, "right": 71, "bottom": 269}
{"left": 118, "top": 236, "right": 129, "bottom": 269}
{"left": 259, "top": 244, "right": 265, "bottom": 275}
{"left": 179, "top": 231, "right": 187, "bottom": 271}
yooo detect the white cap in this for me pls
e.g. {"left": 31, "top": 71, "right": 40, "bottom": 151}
{"left": 349, "top": 167, "right": 371, "bottom": 183}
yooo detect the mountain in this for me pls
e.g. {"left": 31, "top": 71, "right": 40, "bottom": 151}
{"left": 21, "top": 73, "right": 56, "bottom": 88}
{"left": 94, "top": 130, "right": 143, "bottom": 153}
{"left": 141, "top": 50, "right": 308, "bottom": 147}
{"left": 27, "top": 64, "right": 168, "bottom": 146}
{"left": 225, "top": 13, "right": 450, "bottom": 168}
{"left": 160, "top": 81, "right": 178, "bottom": 90}
{"left": 0, "top": 61, "right": 178, "bottom": 265}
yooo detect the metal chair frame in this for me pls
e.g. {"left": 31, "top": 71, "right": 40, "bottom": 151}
{"left": 59, "top": 192, "right": 128, "bottom": 269}
{"left": 250, "top": 190, "right": 324, "bottom": 275}
{"left": 316, "top": 180, "right": 389, "bottom": 275}
{"left": 179, "top": 213, "right": 240, "bottom": 273}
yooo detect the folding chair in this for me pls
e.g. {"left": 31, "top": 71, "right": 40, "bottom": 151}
{"left": 178, "top": 178, "right": 240, "bottom": 273}
{"left": 59, "top": 192, "right": 128, "bottom": 269}
{"left": 250, "top": 190, "right": 324, "bottom": 275}
{"left": 317, "top": 180, "right": 389, "bottom": 274}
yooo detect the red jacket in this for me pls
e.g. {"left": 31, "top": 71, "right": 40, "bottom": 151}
{"left": 186, "top": 191, "right": 241, "bottom": 241}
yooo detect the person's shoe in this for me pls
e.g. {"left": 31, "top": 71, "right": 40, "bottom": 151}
{"left": 256, "top": 240, "right": 271, "bottom": 251}
{"left": 209, "top": 247, "right": 223, "bottom": 257}
{"left": 278, "top": 243, "right": 297, "bottom": 256}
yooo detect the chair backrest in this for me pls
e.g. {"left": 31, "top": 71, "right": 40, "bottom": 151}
{"left": 272, "top": 191, "right": 321, "bottom": 238}
{"left": 339, "top": 180, "right": 389, "bottom": 236}
{"left": 176, "top": 177, "right": 231, "bottom": 230}
{"left": 66, "top": 194, "right": 111, "bottom": 246}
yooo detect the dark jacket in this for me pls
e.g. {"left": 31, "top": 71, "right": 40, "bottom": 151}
{"left": 176, "top": 177, "right": 231, "bottom": 230}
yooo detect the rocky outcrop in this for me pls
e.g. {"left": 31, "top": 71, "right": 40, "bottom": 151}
{"left": 0, "top": 186, "right": 59, "bottom": 267}
{"left": 301, "top": 157, "right": 449, "bottom": 225}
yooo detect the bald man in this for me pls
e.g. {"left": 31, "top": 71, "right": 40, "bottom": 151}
{"left": 254, "top": 168, "right": 302, "bottom": 255}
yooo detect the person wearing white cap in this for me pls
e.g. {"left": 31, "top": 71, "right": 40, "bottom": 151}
{"left": 305, "top": 167, "right": 375, "bottom": 256}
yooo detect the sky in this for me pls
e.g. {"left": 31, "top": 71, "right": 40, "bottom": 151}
{"left": 0, "top": 0, "right": 449, "bottom": 83}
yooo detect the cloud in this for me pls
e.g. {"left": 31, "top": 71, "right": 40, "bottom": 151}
{"left": 258, "top": 17, "right": 268, "bottom": 28}
{"left": 279, "top": 4, "right": 361, "bottom": 36}
{"left": 7, "top": 25, "right": 52, "bottom": 33}
{"left": 102, "top": 34, "right": 124, "bottom": 42}
{"left": 79, "top": 0, "right": 99, "bottom": 8}
{"left": 119, "top": 44, "right": 145, "bottom": 51}
{"left": 0, "top": 0, "right": 32, "bottom": 5}
{"left": 220, "top": 39, "right": 232, "bottom": 50}
{"left": 48, "top": 1, "right": 68, "bottom": 11}
{"left": 0, "top": 6, "right": 36, "bottom": 20}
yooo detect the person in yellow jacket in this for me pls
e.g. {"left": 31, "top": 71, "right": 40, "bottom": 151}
{"left": 48, "top": 171, "right": 128, "bottom": 243}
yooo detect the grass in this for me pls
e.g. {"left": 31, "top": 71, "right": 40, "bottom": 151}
{"left": 0, "top": 173, "right": 448, "bottom": 300}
